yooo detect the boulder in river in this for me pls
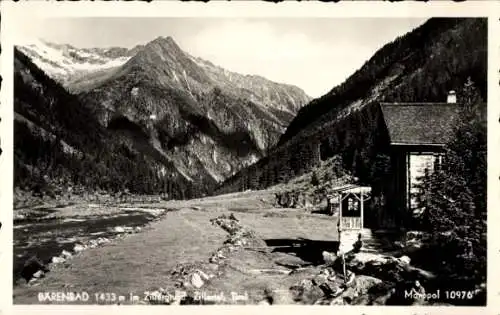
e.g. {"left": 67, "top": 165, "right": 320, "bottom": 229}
{"left": 97, "top": 237, "right": 110, "bottom": 244}
{"left": 74, "top": 244, "right": 86, "bottom": 252}
{"left": 61, "top": 250, "right": 72, "bottom": 259}
{"left": 113, "top": 226, "right": 125, "bottom": 233}
{"left": 32, "top": 270, "right": 45, "bottom": 279}
{"left": 21, "top": 255, "right": 49, "bottom": 282}
{"left": 51, "top": 256, "right": 66, "bottom": 264}
{"left": 398, "top": 255, "right": 411, "bottom": 265}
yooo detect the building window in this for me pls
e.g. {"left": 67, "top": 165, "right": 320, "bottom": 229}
{"left": 433, "top": 153, "right": 445, "bottom": 171}
{"left": 408, "top": 153, "right": 437, "bottom": 212}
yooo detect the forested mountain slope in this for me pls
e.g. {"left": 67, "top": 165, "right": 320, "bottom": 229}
{"left": 216, "top": 18, "right": 487, "bottom": 195}
{"left": 18, "top": 37, "right": 311, "bottom": 187}
{"left": 15, "top": 49, "right": 196, "bottom": 199}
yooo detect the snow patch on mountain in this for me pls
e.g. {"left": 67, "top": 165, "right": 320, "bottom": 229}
{"left": 17, "top": 39, "right": 132, "bottom": 84}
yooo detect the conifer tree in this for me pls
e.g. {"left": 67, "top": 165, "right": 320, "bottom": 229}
{"left": 421, "top": 77, "right": 486, "bottom": 230}
{"left": 418, "top": 77, "right": 486, "bottom": 289}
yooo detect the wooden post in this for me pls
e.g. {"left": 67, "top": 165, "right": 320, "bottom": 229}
{"left": 339, "top": 194, "right": 343, "bottom": 230}
{"left": 338, "top": 194, "right": 342, "bottom": 255}
{"left": 342, "top": 253, "right": 347, "bottom": 284}
{"left": 406, "top": 153, "right": 411, "bottom": 213}
{"left": 360, "top": 192, "right": 364, "bottom": 230}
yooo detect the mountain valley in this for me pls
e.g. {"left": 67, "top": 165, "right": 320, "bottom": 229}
{"left": 15, "top": 36, "right": 311, "bottom": 198}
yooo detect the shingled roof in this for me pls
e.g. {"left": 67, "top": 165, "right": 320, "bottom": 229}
{"left": 380, "top": 102, "right": 460, "bottom": 145}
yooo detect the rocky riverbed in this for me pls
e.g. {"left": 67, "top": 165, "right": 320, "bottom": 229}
{"left": 14, "top": 202, "right": 171, "bottom": 285}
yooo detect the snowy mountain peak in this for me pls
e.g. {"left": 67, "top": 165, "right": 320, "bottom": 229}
{"left": 16, "top": 39, "right": 135, "bottom": 85}
{"left": 17, "top": 37, "right": 310, "bottom": 115}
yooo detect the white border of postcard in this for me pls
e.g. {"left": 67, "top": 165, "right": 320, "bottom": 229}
{"left": 1, "top": 1, "right": 499, "bottom": 315}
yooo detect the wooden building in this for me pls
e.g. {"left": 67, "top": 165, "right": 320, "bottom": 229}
{"left": 377, "top": 99, "right": 461, "bottom": 228}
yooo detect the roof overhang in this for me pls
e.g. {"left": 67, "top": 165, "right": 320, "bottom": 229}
{"left": 390, "top": 142, "right": 446, "bottom": 146}
{"left": 327, "top": 184, "right": 371, "bottom": 197}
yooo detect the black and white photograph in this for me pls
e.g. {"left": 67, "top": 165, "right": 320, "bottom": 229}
{"left": 7, "top": 9, "right": 489, "bottom": 307}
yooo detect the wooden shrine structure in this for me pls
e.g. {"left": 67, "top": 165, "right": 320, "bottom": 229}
{"left": 328, "top": 184, "right": 371, "bottom": 232}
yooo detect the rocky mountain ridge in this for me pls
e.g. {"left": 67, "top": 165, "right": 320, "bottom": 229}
{"left": 15, "top": 36, "right": 311, "bottom": 194}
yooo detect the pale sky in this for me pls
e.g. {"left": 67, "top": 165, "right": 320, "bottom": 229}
{"left": 16, "top": 17, "right": 427, "bottom": 98}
